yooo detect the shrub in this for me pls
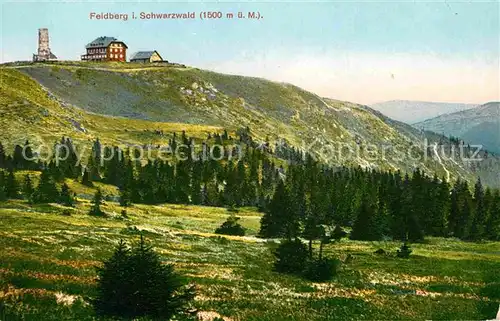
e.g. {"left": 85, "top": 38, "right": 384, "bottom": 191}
{"left": 331, "top": 225, "right": 347, "bottom": 241}
{"left": 209, "top": 235, "right": 230, "bottom": 245}
{"left": 304, "top": 257, "right": 341, "bottom": 282}
{"left": 214, "top": 215, "right": 245, "bottom": 236}
{"left": 273, "top": 238, "right": 309, "bottom": 274}
{"left": 396, "top": 243, "right": 412, "bottom": 258}
{"left": 92, "top": 236, "right": 196, "bottom": 320}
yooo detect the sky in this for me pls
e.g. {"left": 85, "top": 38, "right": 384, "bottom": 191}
{"left": 0, "top": 0, "right": 499, "bottom": 105}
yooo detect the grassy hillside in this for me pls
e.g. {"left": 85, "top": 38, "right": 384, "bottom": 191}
{"left": 0, "top": 67, "right": 221, "bottom": 150}
{"left": 1, "top": 62, "right": 500, "bottom": 320}
{"left": 0, "top": 196, "right": 499, "bottom": 320}
{"left": 2, "top": 62, "right": 497, "bottom": 186}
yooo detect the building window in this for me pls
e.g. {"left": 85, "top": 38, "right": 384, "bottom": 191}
{"left": 120, "top": 54, "right": 123, "bottom": 58}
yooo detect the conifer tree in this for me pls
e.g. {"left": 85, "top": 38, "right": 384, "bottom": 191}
{"left": 82, "top": 168, "right": 93, "bottom": 187}
{"left": 93, "top": 237, "right": 195, "bottom": 319}
{"left": 89, "top": 189, "right": 105, "bottom": 216}
{"left": 119, "top": 185, "right": 132, "bottom": 207}
{"left": 431, "top": 176, "right": 450, "bottom": 237}
{"left": 48, "top": 159, "right": 64, "bottom": 182}
{"left": 58, "top": 138, "right": 78, "bottom": 178}
{"left": 22, "top": 174, "right": 35, "bottom": 202}
{"left": 32, "top": 168, "right": 60, "bottom": 203}
{"left": 5, "top": 168, "right": 21, "bottom": 199}
{"left": 448, "top": 179, "right": 462, "bottom": 237}
{"left": 350, "top": 195, "right": 382, "bottom": 241}
{"left": 469, "top": 178, "right": 487, "bottom": 240}
{"left": 190, "top": 160, "right": 203, "bottom": 205}
{"left": 87, "top": 141, "right": 102, "bottom": 182}
{"left": 273, "top": 238, "right": 309, "bottom": 275}
{"left": 0, "top": 143, "right": 6, "bottom": 169}
{"left": 174, "top": 161, "right": 190, "bottom": 204}
{"left": 102, "top": 146, "right": 125, "bottom": 186}
{"left": 302, "top": 202, "right": 325, "bottom": 258}
{"left": 23, "top": 140, "right": 37, "bottom": 170}
{"left": 223, "top": 162, "right": 239, "bottom": 206}
{"left": 0, "top": 171, "right": 6, "bottom": 201}
{"left": 12, "top": 144, "right": 25, "bottom": 169}
{"left": 458, "top": 181, "right": 474, "bottom": 239}
{"left": 93, "top": 240, "right": 130, "bottom": 316}
{"left": 400, "top": 174, "right": 425, "bottom": 242}
{"left": 259, "top": 180, "right": 290, "bottom": 238}
{"left": 485, "top": 190, "right": 500, "bottom": 240}
{"left": 407, "top": 210, "right": 425, "bottom": 242}
{"left": 59, "top": 183, "right": 75, "bottom": 207}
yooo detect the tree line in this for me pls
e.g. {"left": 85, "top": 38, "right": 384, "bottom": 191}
{"left": 0, "top": 128, "right": 499, "bottom": 243}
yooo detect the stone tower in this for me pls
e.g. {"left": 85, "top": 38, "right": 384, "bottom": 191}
{"left": 33, "top": 28, "right": 57, "bottom": 61}
{"left": 38, "top": 28, "right": 50, "bottom": 58}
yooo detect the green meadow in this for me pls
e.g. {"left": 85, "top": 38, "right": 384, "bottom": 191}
{"left": 0, "top": 182, "right": 499, "bottom": 320}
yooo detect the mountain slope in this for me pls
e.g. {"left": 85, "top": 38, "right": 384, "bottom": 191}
{"left": 1, "top": 62, "right": 498, "bottom": 187}
{"left": 415, "top": 102, "right": 500, "bottom": 154}
{"left": 370, "top": 100, "right": 478, "bottom": 124}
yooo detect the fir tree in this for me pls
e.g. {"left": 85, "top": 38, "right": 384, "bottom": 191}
{"left": 174, "top": 161, "right": 190, "bottom": 204}
{"left": 59, "top": 183, "right": 75, "bottom": 207}
{"left": 448, "top": 179, "right": 461, "bottom": 237}
{"left": 469, "top": 178, "right": 487, "bottom": 240}
{"left": 0, "top": 143, "right": 6, "bottom": 168}
{"left": 89, "top": 189, "right": 105, "bottom": 216}
{"left": 259, "top": 180, "right": 290, "bottom": 238}
{"left": 431, "top": 176, "right": 450, "bottom": 237}
{"left": 82, "top": 168, "right": 93, "bottom": 187}
{"left": 12, "top": 144, "right": 25, "bottom": 169}
{"left": 273, "top": 238, "right": 309, "bottom": 275}
{"left": 302, "top": 202, "right": 325, "bottom": 258}
{"left": 32, "top": 168, "right": 60, "bottom": 203}
{"left": 93, "top": 240, "right": 130, "bottom": 316}
{"left": 22, "top": 174, "right": 35, "bottom": 202}
{"left": 190, "top": 160, "right": 203, "bottom": 205}
{"left": 93, "top": 237, "right": 195, "bottom": 319}
{"left": 5, "top": 168, "right": 21, "bottom": 199}
{"left": 0, "top": 171, "right": 6, "bottom": 201}
{"left": 485, "top": 190, "right": 500, "bottom": 240}
{"left": 350, "top": 195, "right": 382, "bottom": 241}
{"left": 87, "top": 143, "right": 101, "bottom": 182}
{"left": 119, "top": 185, "right": 132, "bottom": 207}
{"left": 407, "top": 210, "right": 425, "bottom": 242}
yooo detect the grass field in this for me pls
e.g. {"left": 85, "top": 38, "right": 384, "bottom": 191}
{"left": 0, "top": 191, "right": 499, "bottom": 320}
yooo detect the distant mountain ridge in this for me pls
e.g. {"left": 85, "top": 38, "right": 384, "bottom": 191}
{"left": 370, "top": 100, "right": 478, "bottom": 124}
{"left": 414, "top": 102, "right": 500, "bottom": 154}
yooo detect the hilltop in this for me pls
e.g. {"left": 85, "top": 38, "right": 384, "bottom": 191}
{"left": 1, "top": 61, "right": 499, "bottom": 187}
{"left": 370, "top": 100, "right": 478, "bottom": 124}
{"left": 415, "top": 102, "right": 500, "bottom": 154}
